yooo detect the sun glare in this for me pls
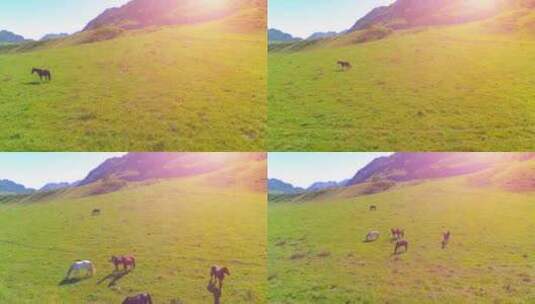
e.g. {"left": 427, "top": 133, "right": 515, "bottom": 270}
{"left": 466, "top": 0, "right": 498, "bottom": 10}
{"left": 198, "top": 0, "right": 229, "bottom": 10}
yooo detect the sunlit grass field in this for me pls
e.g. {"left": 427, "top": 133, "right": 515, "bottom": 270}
{"left": 0, "top": 178, "right": 266, "bottom": 303}
{"left": 0, "top": 15, "right": 266, "bottom": 151}
{"left": 268, "top": 176, "right": 535, "bottom": 303}
{"left": 268, "top": 16, "right": 535, "bottom": 151}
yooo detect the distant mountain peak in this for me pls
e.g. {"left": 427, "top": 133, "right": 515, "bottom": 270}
{"left": 0, "top": 30, "right": 26, "bottom": 43}
{"left": 0, "top": 179, "right": 35, "bottom": 195}
{"left": 306, "top": 31, "right": 338, "bottom": 41}
{"left": 268, "top": 28, "right": 302, "bottom": 43}
{"left": 268, "top": 178, "right": 305, "bottom": 194}
{"left": 40, "top": 33, "right": 69, "bottom": 41}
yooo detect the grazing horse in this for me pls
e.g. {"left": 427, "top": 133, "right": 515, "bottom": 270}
{"left": 92, "top": 209, "right": 101, "bottom": 216}
{"left": 31, "top": 68, "right": 52, "bottom": 81}
{"left": 210, "top": 266, "right": 230, "bottom": 289}
{"left": 391, "top": 228, "right": 405, "bottom": 240}
{"left": 365, "top": 231, "right": 380, "bottom": 242}
{"left": 65, "top": 260, "right": 96, "bottom": 279}
{"left": 337, "top": 60, "right": 352, "bottom": 70}
{"left": 110, "top": 255, "right": 136, "bottom": 271}
{"left": 122, "top": 293, "right": 153, "bottom": 304}
{"left": 369, "top": 205, "right": 377, "bottom": 211}
{"left": 394, "top": 239, "right": 409, "bottom": 255}
{"left": 442, "top": 231, "right": 451, "bottom": 249}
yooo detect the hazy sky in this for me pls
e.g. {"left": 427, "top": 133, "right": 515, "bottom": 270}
{"left": 0, "top": 0, "right": 130, "bottom": 40}
{"left": 0, "top": 153, "right": 125, "bottom": 189}
{"left": 268, "top": 153, "right": 393, "bottom": 188}
{"left": 268, "top": 0, "right": 396, "bottom": 38}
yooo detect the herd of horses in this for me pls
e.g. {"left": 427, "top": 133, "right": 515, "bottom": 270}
{"left": 64, "top": 255, "right": 230, "bottom": 304}
{"left": 364, "top": 205, "right": 451, "bottom": 255}
{"left": 62, "top": 209, "right": 231, "bottom": 303}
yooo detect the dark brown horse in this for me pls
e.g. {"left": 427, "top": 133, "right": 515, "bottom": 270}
{"left": 210, "top": 266, "right": 230, "bottom": 289}
{"left": 92, "top": 209, "right": 101, "bottom": 216}
{"left": 369, "top": 205, "right": 377, "bottom": 211}
{"left": 442, "top": 231, "right": 451, "bottom": 249}
{"left": 394, "top": 239, "right": 408, "bottom": 255}
{"left": 31, "top": 68, "right": 52, "bottom": 81}
{"left": 110, "top": 255, "right": 136, "bottom": 271}
{"left": 122, "top": 293, "right": 152, "bottom": 304}
{"left": 337, "top": 60, "right": 352, "bottom": 70}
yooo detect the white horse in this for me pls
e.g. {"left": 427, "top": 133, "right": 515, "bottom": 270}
{"left": 65, "top": 260, "right": 96, "bottom": 279}
{"left": 365, "top": 231, "right": 380, "bottom": 242}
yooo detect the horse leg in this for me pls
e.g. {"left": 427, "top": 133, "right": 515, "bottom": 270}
{"left": 66, "top": 266, "right": 73, "bottom": 279}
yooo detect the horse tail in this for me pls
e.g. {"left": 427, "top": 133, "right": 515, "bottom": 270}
{"left": 147, "top": 294, "right": 153, "bottom": 304}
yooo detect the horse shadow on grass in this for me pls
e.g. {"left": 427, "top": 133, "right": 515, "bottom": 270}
{"left": 59, "top": 277, "right": 90, "bottom": 286}
{"left": 207, "top": 281, "right": 222, "bottom": 304}
{"left": 97, "top": 270, "right": 131, "bottom": 287}
{"left": 23, "top": 81, "right": 43, "bottom": 86}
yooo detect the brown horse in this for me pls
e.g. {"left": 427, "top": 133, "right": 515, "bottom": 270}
{"left": 442, "top": 231, "right": 451, "bottom": 249}
{"left": 31, "top": 68, "right": 52, "bottom": 81}
{"left": 394, "top": 239, "right": 408, "bottom": 255}
{"left": 122, "top": 293, "right": 152, "bottom": 304}
{"left": 210, "top": 266, "right": 230, "bottom": 289}
{"left": 391, "top": 228, "right": 405, "bottom": 240}
{"left": 110, "top": 255, "right": 136, "bottom": 271}
{"left": 337, "top": 60, "right": 352, "bottom": 70}
{"left": 91, "top": 209, "right": 101, "bottom": 216}
{"left": 369, "top": 205, "right": 377, "bottom": 211}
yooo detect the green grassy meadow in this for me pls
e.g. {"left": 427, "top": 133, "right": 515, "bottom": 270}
{"left": 268, "top": 14, "right": 535, "bottom": 151}
{"left": 0, "top": 178, "right": 266, "bottom": 303}
{"left": 268, "top": 176, "right": 535, "bottom": 303}
{"left": 0, "top": 15, "right": 266, "bottom": 151}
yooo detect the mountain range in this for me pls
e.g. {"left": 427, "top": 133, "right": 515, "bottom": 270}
{"left": 0, "top": 30, "right": 25, "bottom": 43}
{"left": 349, "top": 0, "right": 532, "bottom": 32}
{"left": 271, "top": 0, "right": 535, "bottom": 45}
{"left": 269, "top": 153, "right": 535, "bottom": 196}
{"left": 268, "top": 178, "right": 349, "bottom": 194}
{"left": 268, "top": 29, "right": 342, "bottom": 44}
{"left": 0, "top": 153, "right": 266, "bottom": 198}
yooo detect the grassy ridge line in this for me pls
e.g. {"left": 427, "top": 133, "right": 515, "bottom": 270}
{"left": 268, "top": 176, "right": 535, "bottom": 303}
{"left": 0, "top": 178, "right": 267, "bottom": 303}
{"left": 0, "top": 16, "right": 266, "bottom": 151}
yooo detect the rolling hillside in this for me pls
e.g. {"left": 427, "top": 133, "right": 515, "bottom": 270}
{"left": 0, "top": 0, "right": 266, "bottom": 151}
{"left": 0, "top": 153, "right": 267, "bottom": 303}
{"left": 268, "top": 2, "right": 535, "bottom": 151}
{"left": 268, "top": 155, "right": 535, "bottom": 303}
